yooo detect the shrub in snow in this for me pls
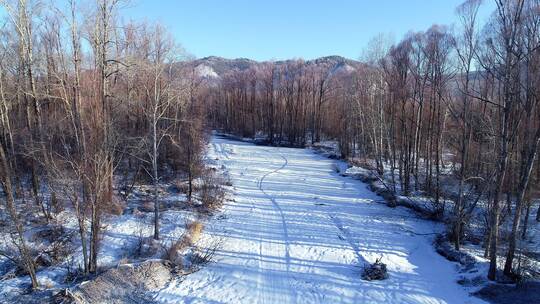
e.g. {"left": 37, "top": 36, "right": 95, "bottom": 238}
{"left": 132, "top": 235, "right": 160, "bottom": 259}
{"left": 362, "top": 257, "right": 388, "bottom": 281}
{"left": 434, "top": 235, "right": 475, "bottom": 268}
{"left": 199, "top": 170, "right": 226, "bottom": 212}
{"left": 163, "top": 221, "right": 204, "bottom": 266}
{"left": 179, "top": 243, "right": 220, "bottom": 274}
{"left": 64, "top": 258, "right": 86, "bottom": 284}
{"left": 457, "top": 275, "right": 485, "bottom": 287}
{"left": 33, "top": 225, "right": 65, "bottom": 242}
{"left": 474, "top": 281, "right": 540, "bottom": 304}
{"left": 62, "top": 261, "right": 173, "bottom": 303}
{"left": 32, "top": 225, "right": 75, "bottom": 266}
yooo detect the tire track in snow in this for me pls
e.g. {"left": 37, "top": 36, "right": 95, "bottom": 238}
{"left": 257, "top": 149, "right": 291, "bottom": 270}
{"left": 255, "top": 149, "right": 293, "bottom": 304}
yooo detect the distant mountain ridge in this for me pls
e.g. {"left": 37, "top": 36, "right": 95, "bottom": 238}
{"left": 180, "top": 55, "right": 363, "bottom": 79}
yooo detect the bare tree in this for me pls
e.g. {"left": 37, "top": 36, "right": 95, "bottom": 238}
{"left": 450, "top": 0, "right": 482, "bottom": 251}
{"left": 137, "top": 23, "right": 181, "bottom": 240}
{"left": 482, "top": 0, "right": 526, "bottom": 280}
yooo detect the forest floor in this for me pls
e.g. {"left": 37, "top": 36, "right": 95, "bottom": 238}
{"left": 153, "top": 135, "right": 487, "bottom": 303}
{"left": 0, "top": 163, "right": 211, "bottom": 303}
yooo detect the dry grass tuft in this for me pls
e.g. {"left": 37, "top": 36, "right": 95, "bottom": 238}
{"left": 163, "top": 220, "right": 205, "bottom": 265}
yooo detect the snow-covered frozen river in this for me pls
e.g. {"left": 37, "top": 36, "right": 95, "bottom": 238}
{"left": 156, "top": 136, "right": 485, "bottom": 304}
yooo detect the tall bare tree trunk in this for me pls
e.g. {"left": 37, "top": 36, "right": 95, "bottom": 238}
{"left": 504, "top": 132, "right": 540, "bottom": 275}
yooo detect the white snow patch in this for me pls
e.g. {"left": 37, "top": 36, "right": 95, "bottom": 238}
{"left": 195, "top": 64, "right": 220, "bottom": 79}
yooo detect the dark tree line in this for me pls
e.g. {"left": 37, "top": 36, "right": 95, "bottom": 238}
{"left": 208, "top": 60, "right": 338, "bottom": 147}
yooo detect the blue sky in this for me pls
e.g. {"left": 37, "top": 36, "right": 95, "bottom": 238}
{"left": 1, "top": 0, "right": 496, "bottom": 61}
{"left": 121, "top": 0, "right": 495, "bottom": 61}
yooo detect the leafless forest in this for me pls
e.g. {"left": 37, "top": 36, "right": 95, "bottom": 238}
{"left": 0, "top": 0, "right": 212, "bottom": 291}
{"left": 207, "top": 0, "right": 540, "bottom": 281}
{"left": 0, "top": 0, "right": 539, "bottom": 300}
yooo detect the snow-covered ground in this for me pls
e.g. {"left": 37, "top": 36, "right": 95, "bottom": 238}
{"left": 0, "top": 175, "right": 197, "bottom": 302}
{"left": 155, "top": 136, "right": 486, "bottom": 304}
